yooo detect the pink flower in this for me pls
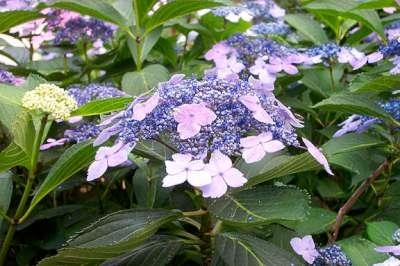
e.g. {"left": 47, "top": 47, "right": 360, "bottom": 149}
{"left": 162, "top": 153, "right": 212, "bottom": 187}
{"left": 266, "top": 57, "right": 299, "bottom": 75}
{"left": 375, "top": 245, "right": 400, "bottom": 256}
{"left": 249, "top": 77, "right": 274, "bottom": 94}
{"left": 173, "top": 103, "right": 217, "bottom": 139}
{"left": 132, "top": 93, "right": 159, "bottom": 121}
{"left": 40, "top": 138, "right": 68, "bottom": 150}
{"left": 367, "top": 51, "right": 384, "bottom": 63}
{"left": 249, "top": 57, "right": 277, "bottom": 86}
{"left": 269, "top": 4, "right": 285, "bottom": 18}
{"left": 383, "top": 7, "right": 397, "bottom": 14}
{"left": 337, "top": 48, "right": 367, "bottom": 70}
{"left": 302, "top": 138, "right": 334, "bottom": 175}
{"left": 239, "top": 94, "right": 274, "bottom": 124}
{"left": 87, "top": 142, "right": 134, "bottom": 181}
{"left": 200, "top": 150, "right": 247, "bottom": 198}
{"left": 290, "top": 235, "right": 320, "bottom": 264}
{"left": 240, "top": 132, "right": 285, "bottom": 163}
{"left": 215, "top": 55, "right": 245, "bottom": 80}
{"left": 204, "top": 43, "right": 231, "bottom": 63}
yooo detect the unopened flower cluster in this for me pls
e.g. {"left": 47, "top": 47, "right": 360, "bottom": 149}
{"left": 22, "top": 83, "right": 77, "bottom": 120}
{"left": 87, "top": 73, "right": 307, "bottom": 197}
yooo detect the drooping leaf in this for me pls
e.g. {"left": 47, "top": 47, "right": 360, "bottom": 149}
{"left": 100, "top": 237, "right": 181, "bottom": 266}
{"left": 236, "top": 152, "right": 320, "bottom": 187}
{"left": 284, "top": 14, "right": 329, "bottom": 44}
{"left": 366, "top": 221, "right": 399, "bottom": 246}
{"left": 27, "top": 141, "right": 97, "bottom": 216}
{"left": 348, "top": 74, "right": 400, "bottom": 93}
{"left": 71, "top": 97, "right": 132, "bottom": 117}
{"left": 313, "top": 93, "right": 394, "bottom": 121}
{"left": 11, "top": 111, "right": 36, "bottom": 169}
{"left": 0, "top": 171, "right": 13, "bottom": 228}
{"left": 208, "top": 185, "right": 310, "bottom": 225}
{"left": 144, "top": 0, "right": 223, "bottom": 35}
{"left": 40, "top": 0, "right": 126, "bottom": 26}
{"left": 0, "top": 10, "right": 42, "bottom": 33}
{"left": 338, "top": 237, "right": 389, "bottom": 265}
{"left": 216, "top": 233, "right": 304, "bottom": 266}
{"left": 121, "top": 64, "right": 169, "bottom": 95}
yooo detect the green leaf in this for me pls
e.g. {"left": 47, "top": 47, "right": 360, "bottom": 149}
{"left": 355, "top": 0, "right": 396, "bottom": 9}
{"left": 216, "top": 233, "right": 304, "bottom": 266}
{"left": 11, "top": 111, "right": 36, "bottom": 169}
{"left": 100, "top": 238, "right": 181, "bottom": 266}
{"left": 322, "top": 133, "right": 383, "bottom": 156}
{"left": 133, "top": 164, "right": 162, "bottom": 208}
{"left": 0, "top": 10, "right": 42, "bottom": 33}
{"left": 27, "top": 141, "right": 97, "bottom": 216}
{"left": 366, "top": 221, "right": 399, "bottom": 246}
{"left": 71, "top": 97, "right": 132, "bottom": 117}
{"left": 236, "top": 152, "right": 320, "bottom": 187}
{"left": 0, "top": 83, "right": 24, "bottom": 130}
{"left": 295, "top": 207, "right": 338, "bottom": 235}
{"left": 144, "top": 0, "right": 223, "bottom": 35}
{"left": 121, "top": 64, "right": 169, "bottom": 95}
{"left": 313, "top": 93, "right": 394, "bottom": 121}
{"left": 339, "top": 237, "right": 389, "bottom": 265}
{"left": 41, "top": 0, "right": 126, "bottom": 25}
{"left": 127, "top": 27, "right": 162, "bottom": 64}
{"left": 208, "top": 185, "right": 310, "bottom": 225}
{"left": 284, "top": 14, "right": 328, "bottom": 44}
{"left": 348, "top": 74, "right": 400, "bottom": 93}
{"left": 68, "top": 209, "right": 181, "bottom": 248}
{"left": 305, "top": 0, "right": 385, "bottom": 39}
{"left": 301, "top": 66, "right": 344, "bottom": 97}
{"left": 0, "top": 171, "right": 13, "bottom": 228}
{"left": 0, "top": 142, "right": 30, "bottom": 171}
{"left": 316, "top": 177, "right": 345, "bottom": 198}
{"left": 133, "top": 0, "right": 158, "bottom": 24}
{"left": 133, "top": 139, "right": 175, "bottom": 162}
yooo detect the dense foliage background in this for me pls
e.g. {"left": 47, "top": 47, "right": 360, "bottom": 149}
{"left": 0, "top": 0, "right": 400, "bottom": 265}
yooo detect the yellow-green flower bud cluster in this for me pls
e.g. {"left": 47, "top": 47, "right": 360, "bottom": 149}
{"left": 22, "top": 84, "right": 78, "bottom": 120}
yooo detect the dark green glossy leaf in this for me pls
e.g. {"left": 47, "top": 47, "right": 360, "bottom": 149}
{"left": 295, "top": 207, "right": 338, "bottom": 235}
{"left": 348, "top": 74, "right": 400, "bottom": 93}
{"left": 322, "top": 133, "right": 383, "bottom": 156}
{"left": 216, "top": 233, "right": 304, "bottom": 266}
{"left": 285, "top": 14, "right": 328, "bottom": 44}
{"left": 338, "top": 237, "right": 389, "bottom": 265}
{"left": 0, "top": 171, "right": 13, "bottom": 228}
{"left": 208, "top": 185, "right": 310, "bottom": 225}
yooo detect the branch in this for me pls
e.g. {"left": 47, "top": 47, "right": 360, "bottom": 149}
{"left": 329, "top": 159, "right": 389, "bottom": 242}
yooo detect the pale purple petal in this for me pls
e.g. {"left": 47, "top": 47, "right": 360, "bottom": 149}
{"left": 302, "top": 138, "right": 334, "bottom": 175}
{"left": 290, "top": 236, "right": 319, "bottom": 264}
{"left": 132, "top": 93, "right": 159, "bottom": 121}
{"left": 262, "top": 140, "right": 285, "bottom": 153}
{"left": 240, "top": 135, "right": 260, "bottom": 148}
{"left": 177, "top": 122, "right": 201, "bottom": 139}
{"left": 208, "top": 150, "right": 232, "bottom": 174}
{"left": 171, "top": 153, "right": 193, "bottom": 163}
{"left": 373, "top": 256, "right": 400, "bottom": 266}
{"left": 162, "top": 172, "right": 188, "bottom": 187}
{"left": 188, "top": 160, "right": 207, "bottom": 171}
{"left": 223, "top": 168, "right": 247, "bottom": 187}
{"left": 68, "top": 116, "right": 83, "bottom": 124}
{"left": 200, "top": 175, "right": 227, "bottom": 198}
{"left": 187, "top": 169, "right": 212, "bottom": 187}
{"left": 367, "top": 52, "right": 384, "bottom": 63}
{"left": 242, "top": 145, "right": 266, "bottom": 163}
{"left": 253, "top": 109, "right": 274, "bottom": 124}
{"left": 40, "top": 138, "right": 68, "bottom": 150}
{"left": 375, "top": 245, "right": 400, "bottom": 256}
{"left": 107, "top": 144, "right": 133, "bottom": 167}
{"left": 87, "top": 159, "right": 108, "bottom": 181}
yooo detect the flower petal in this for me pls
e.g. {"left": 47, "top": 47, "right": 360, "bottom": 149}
{"left": 375, "top": 245, "right": 400, "bottom": 256}
{"left": 208, "top": 150, "right": 232, "bottom": 174}
{"left": 87, "top": 159, "right": 108, "bottom": 181}
{"left": 242, "top": 145, "right": 266, "bottom": 163}
{"left": 187, "top": 170, "right": 212, "bottom": 187}
{"left": 302, "top": 138, "right": 334, "bottom": 175}
{"left": 162, "top": 172, "right": 188, "bottom": 187}
{"left": 223, "top": 168, "right": 247, "bottom": 188}
{"left": 263, "top": 140, "right": 285, "bottom": 153}
{"left": 177, "top": 122, "right": 201, "bottom": 139}
{"left": 200, "top": 175, "right": 227, "bottom": 198}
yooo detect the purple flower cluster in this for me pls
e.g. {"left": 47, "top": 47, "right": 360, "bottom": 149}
{"left": 248, "top": 22, "right": 290, "bottom": 36}
{"left": 88, "top": 73, "right": 310, "bottom": 197}
{"left": 334, "top": 98, "right": 400, "bottom": 137}
{"left": 67, "top": 83, "right": 126, "bottom": 106}
{"left": 54, "top": 17, "right": 114, "bottom": 44}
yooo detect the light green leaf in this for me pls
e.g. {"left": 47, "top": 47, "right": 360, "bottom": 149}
{"left": 41, "top": 0, "right": 126, "bottom": 26}
{"left": 133, "top": 0, "right": 158, "bottom": 25}
{"left": 72, "top": 97, "right": 132, "bottom": 117}
{"left": 11, "top": 111, "right": 36, "bottom": 169}
{"left": 208, "top": 185, "right": 310, "bottom": 225}
{"left": 27, "top": 141, "right": 96, "bottom": 216}
{"left": 127, "top": 27, "right": 162, "bottom": 65}
{"left": 366, "top": 221, "right": 399, "bottom": 246}
{"left": 216, "top": 233, "right": 304, "bottom": 266}
{"left": 144, "top": 0, "right": 223, "bottom": 35}
{"left": 355, "top": 0, "right": 396, "bottom": 9}
{"left": 100, "top": 238, "right": 181, "bottom": 266}
{"left": 305, "top": 0, "right": 385, "bottom": 39}
{"left": 121, "top": 64, "right": 169, "bottom": 95}
{"left": 284, "top": 14, "right": 328, "bottom": 44}
{"left": 0, "top": 142, "right": 30, "bottom": 171}
{"left": 236, "top": 152, "right": 320, "bottom": 187}
{"left": 339, "top": 237, "right": 389, "bottom": 265}
{"left": 0, "top": 83, "right": 24, "bottom": 130}
{"left": 0, "top": 10, "right": 42, "bottom": 33}
{"left": 0, "top": 171, "right": 13, "bottom": 228}
{"left": 348, "top": 74, "right": 400, "bottom": 93}
{"left": 322, "top": 133, "right": 383, "bottom": 156}
{"left": 313, "top": 93, "right": 394, "bottom": 121}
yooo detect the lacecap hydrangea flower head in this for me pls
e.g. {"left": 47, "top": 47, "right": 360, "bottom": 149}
{"left": 87, "top": 73, "right": 332, "bottom": 198}
{"left": 22, "top": 83, "right": 78, "bottom": 120}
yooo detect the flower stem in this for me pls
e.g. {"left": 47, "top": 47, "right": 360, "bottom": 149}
{"left": 0, "top": 115, "right": 48, "bottom": 265}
